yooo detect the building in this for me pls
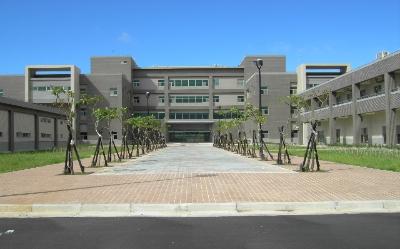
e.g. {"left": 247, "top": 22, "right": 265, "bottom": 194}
{"left": 0, "top": 55, "right": 297, "bottom": 144}
{"left": 298, "top": 51, "right": 400, "bottom": 146}
{"left": 2, "top": 51, "right": 398, "bottom": 147}
{"left": 0, "top": 96, "right": 67, "bottom": 152}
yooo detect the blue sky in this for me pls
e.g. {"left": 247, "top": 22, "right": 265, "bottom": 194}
{"left": 0, "top": 0, "right": 399, "bottom": 74}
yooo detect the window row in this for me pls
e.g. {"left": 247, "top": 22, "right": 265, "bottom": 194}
{"left": 169, "top": 79, "right": 209, "bottom": 87}
{"left": 32, "top": 85, "right": 71, "bottom": 92}
{"left": 169, "top": 112, "right": 209, "bottom": 119}
{"left": 213, "top": 78, "right": 244, "bottom": 87}
{"left": 133, "top": 112, "right": 166, "bottom": 119}
{"left": 169, "top": 95, "right": 209, "bottom": 103}
{"left": 133, "top": 79, "right": 165, "bottom": 87}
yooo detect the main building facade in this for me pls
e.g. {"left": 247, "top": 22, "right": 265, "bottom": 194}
{"left": 0, "top": 51, "right": 399, "bottom": 151}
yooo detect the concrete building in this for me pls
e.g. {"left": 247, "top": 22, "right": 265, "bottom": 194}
{"left": 0, "top": 55, "right": 297, "bottom": 144}
{"left": 2, "top": 51, "right": 398, "bottom": 146}
{"left": 299, "top": 51, "right": 400, "bottom": 146}
{"left": 0, "top": 97, "right": 67, "bottom": 152}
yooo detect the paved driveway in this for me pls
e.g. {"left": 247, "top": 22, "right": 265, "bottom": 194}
{"left": 95, "top": 143, "right": 292, "bottom": 175}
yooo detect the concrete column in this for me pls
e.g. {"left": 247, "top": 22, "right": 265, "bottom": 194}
{"left": 164, "top": 76, "right": 170, "bottom": 142}
{"left": 385, "top": 72, "right": 395, "bottom": 146}
{"left": 352, "top": 83, "right": 361, "bottom": 144}
{"left": 164, "top": 76, "right": 169, "bottom": 121}
{"left": 54, "top": 117, "right": 58, "bottom": 148}
{"left": 8, "top": 110, "right": 14, "bottom": 152}
{"left": 208, "top": 75, "right": 214, "bottom": 119}
{"left": 329, "top": 91, "right": 337, "bottom": 144}
{"left": 34, "top": 114, "right": 39, "bottom": 150}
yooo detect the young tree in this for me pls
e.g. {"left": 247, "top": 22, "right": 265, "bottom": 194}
{"left": 51, "top": 87, "right": 84, "bottom": 174}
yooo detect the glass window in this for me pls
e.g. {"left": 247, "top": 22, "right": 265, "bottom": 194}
{"left": 182, "top": 113, "right": 189, "bottom": 119}
{"left": 169, "top": 113, "right": 175, "bottom": 119}
{"left": 175, "top": 80, "right": 182, "bottom": 87}
{"left": 261, "top": 86, "right": 268, "bottom": 95}
{"left": 190, "top": 113, "right": 196, "bottom": 119}
{"left": 158, "top": 79, "right": 165, "bottom": 87}
{"left": 213, "top": 78, "right": 219, "bottom": 87}
{"left": 237, "top": 79, "right": 244, "bottom": 87}
{"left": 133, "top": 80, "right": 140, "bottom": 87}
{"left": 159, "top": 96, "right": 165, "bottom": 103}
{"left": 133, "top": 96, "right": 140, "bottom": 103}
{"left": 38, "top": 86, "right": 47, "bottom": 91}
{"left": 159, "top": 112, "right": 165, "bottom": 119}
{"left": 213, "top": 95, "right": 219, "bottom": 102}
{"left": 110, "top": 88, "right": 118, "bottom": 96}
{"left": 169, "top": 80, "right": 174, "bottom": 86}
{"left": 175, "top": 113, "right": 181, "bottom": 119}
{"left": 169, "top": 96, "right": 174, "bottom": 103}
{"left": 237, "top": 95, "right": 244, "bottom": 102}
{"left": 176, "top": 96, "right": 182, "bottom": 103}
{"left": 196, "top": 80, "right": 202, "bottom": 86}
{"left": 0, "top": 89, "right": 3, "bottom": 97}
{"left": 203, "top": 80, "right": 209, "bottom": 86}
{"left": 189, "top": 80, "right": 196, "bottom": 86}
{"left": 196, "top": 96, "right": 203, "bottom": 103}
{"left": 182, "top": 80, "right": 188, "bottom": 86}
{"left": 203, "top": 96, "right": 209, "bottom": 102}
{"left": 189, "top": 96, "right": 196, "bottom": 103}
{"left": 261, "top": 106, "right": 269, "bottom": 115}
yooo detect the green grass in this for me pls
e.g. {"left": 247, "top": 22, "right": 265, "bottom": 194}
{"left": 0, "top": 145, "right": 95, "bottom": 173}
{"left": 266, "top": 144, "right": 400, "bottom": 172}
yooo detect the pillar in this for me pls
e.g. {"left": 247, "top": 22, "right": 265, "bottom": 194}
{"left": 34, "top": 114, "right": 39, "bottom": 150}
{"left": 352, "top": 83, "right": 361, "bottom": 144}
{"left": 385, "top": 72, "right": 395, "bottom": 146}
{"left": 8, "top": 110, "right": 14, "bottom": 152}
{"left": 329, "top": 91, "right": 337, "bottom": 144}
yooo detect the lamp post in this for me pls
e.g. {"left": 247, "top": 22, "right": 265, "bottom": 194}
{"left": 145, "top": 91, "right": 150, "bottom": 116}
{"left": 254, "top": 58, "right": 265, "bottom": 160}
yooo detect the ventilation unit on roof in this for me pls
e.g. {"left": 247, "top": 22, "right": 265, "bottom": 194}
{"left": 376, "top": 51, "right": 389, "bottom": 60}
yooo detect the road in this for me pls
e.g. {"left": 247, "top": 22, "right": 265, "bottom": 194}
{"left": 0, "top": 214, "right": 399, "bottom": 249}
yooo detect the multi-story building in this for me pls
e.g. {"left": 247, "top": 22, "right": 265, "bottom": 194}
{"left": 298, "top": 51, "right": 400, "bottom": 146}
{"left": 3, "top": 51, "right": 398, "bottom": 148}
{"left": 0, "top": 55, "right": 297, "bottom": 144}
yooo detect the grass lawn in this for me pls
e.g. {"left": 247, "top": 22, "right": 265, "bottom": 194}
{"left": 267, "top": 144, "right": 400, "bottom": 172}
{"left": 0, "top": 145, "right": 96, "bottom": 173}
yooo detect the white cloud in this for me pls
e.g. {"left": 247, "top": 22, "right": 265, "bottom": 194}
{"left": 117, "top": 32, "right": 132, "bottom": 43}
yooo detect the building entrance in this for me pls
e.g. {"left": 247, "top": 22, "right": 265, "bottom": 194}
{"left": 168, "top": 131, "right": 211, "bottom": 142}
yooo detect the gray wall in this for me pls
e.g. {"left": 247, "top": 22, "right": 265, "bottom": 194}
{"left": 0, "top": 75, "right": 25, "bottom": 101}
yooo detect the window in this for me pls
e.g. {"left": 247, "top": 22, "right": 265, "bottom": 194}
{"left": 237, "top": 95, "right": 244, "bottom": 102}
{"left": 374, "top": 85, "right": 383, "bottom": 94}
{"left": 290, "top": 82, "right": 297, "bottom": 95}
{"left": 360, "top": 89, "right": 366, "bottom": 97}
{"left": 80, "top": 132, "right": 88, "bottom": 140}
{"left": 159, "top": 96, "right": 165, "bottom": 103}
{"left": 0, "top": 89, "right": 3, "bottom": 97}
{"left": 182, "top": 80, "right": 188, "bottom": 87}
{"left": 0, "top": 131, "right": 2, "bottom": 137}
{"left": 16, "top": 132, "right": 31, "bottom": 138}
{"left": 169, "top": 80, "right": 174, "bottom": 86}
{"left": 133, "top": 96, "right": 140, "bottom": 103}
{"left": 133, "top": 80, "right": 140, "bottom": 87}
{"left": 80, "top": 88, "right": 87, "bottom": 94}
{"left": 112, "top": 131, "right": 118, "bottom": 140}
{"left": 213, "top": 95, "right": 219, "bottom": 103}
{"left": 38, "top": 86, "right": 47, "bottom": 91}
{"left": 196, "top": 80, "right": 203, "bottom": 86}
{"left": 189, "top": 80, "right": 196, "bottom": 86}
{"left": 382, "top": 126, "right": 387, "bottom": 144}
{"left": 110, "top": 88, "right": 118, "bottom": 96}
{"left": 237, "top": 79, "right": 244, "bottom": 87}
{"left": 158, "top": 79, "right": 165, "bottom": 87}
{"left": 261, "top": 130, "right": 268, "bottom": 139}
{"left": 261, "top": 106, "right": 269, "bottom": 115}
{"left": 213, "top": 78, "right": 220, "bottom": 87}
{"left": 80, "top": 108, "right": 87, "bottom": 117}
{"left": 203, "top": 80, "right": 209, "bottom": 86}
{"left": 261, "top": 86, "right": 268, "bottom": 95}
{"left": 169, "top": 112, "right": 209, "bottom": 119}
{"left": 41, "top": 133, "right": 52, "bottom": 138}
{"left": 121, "top": 60, "right": 128, "bottom": 64}
{"left": 336, "top": 129, "right": 341, "bottom": 143}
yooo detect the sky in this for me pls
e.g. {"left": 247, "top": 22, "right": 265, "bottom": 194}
{"left": 0, "top": 0, "right": 399, "bottom": 74}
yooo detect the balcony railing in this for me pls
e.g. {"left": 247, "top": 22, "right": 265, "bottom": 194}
{"left": 358, "top": 91, "right": 384, "bottom": 100}
{"left": 334, "top": 99, "right": 352, "bottom": 106}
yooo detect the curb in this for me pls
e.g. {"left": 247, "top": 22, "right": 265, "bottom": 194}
{"left": 0, "top": 200, "right": 399, "bottom": 218}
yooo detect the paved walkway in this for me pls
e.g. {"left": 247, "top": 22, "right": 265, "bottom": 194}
{"left": 0, "top": 143, "right": 400, "bottom": 204}
{"left": 96, "top": 143, "right": 291, "bottom": 175}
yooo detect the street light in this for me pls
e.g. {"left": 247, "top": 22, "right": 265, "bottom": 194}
{"left": 145, "top": 91, "right": 151, "bottom": 115}
{"left": 254, "top": 58, "right": 265, "bottom": 160}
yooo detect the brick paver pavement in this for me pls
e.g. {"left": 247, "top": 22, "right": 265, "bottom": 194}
{"left": 0, "top": 143, "right": 399, "bottom": 204}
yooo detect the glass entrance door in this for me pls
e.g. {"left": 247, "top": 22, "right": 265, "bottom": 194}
{"left": 169, "top": 131, "right": 211, "bottom": 142}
